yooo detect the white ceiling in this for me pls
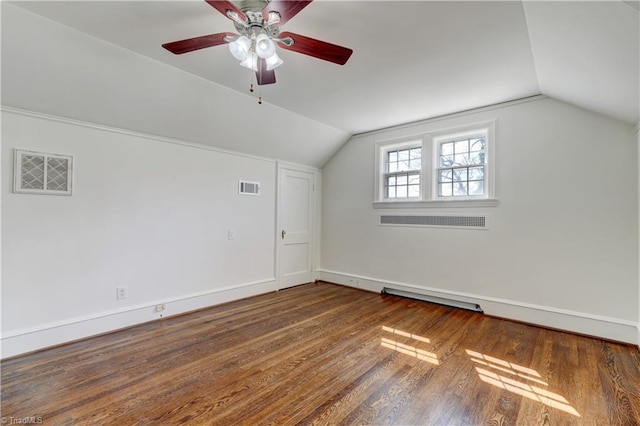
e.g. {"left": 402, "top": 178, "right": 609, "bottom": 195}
{"left": 4, "top": 1, "right": 639, "bottom": 165}
{"left": 523, "top": 1, "right": 638, "bottom": 126}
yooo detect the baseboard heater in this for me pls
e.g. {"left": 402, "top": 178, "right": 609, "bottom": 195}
{"left": 381, "top": 287, "right": 484, "bottom": 313}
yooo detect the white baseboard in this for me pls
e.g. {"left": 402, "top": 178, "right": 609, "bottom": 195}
{"left": 0, "top": 278, "right": 276, "bottom": 359}
{"left": 317, "top": 269, "right": 639, "bottom": 345}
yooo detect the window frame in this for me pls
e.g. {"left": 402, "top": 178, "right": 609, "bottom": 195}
{"left": 374, "top": 121, "right": 496, "bottom": 208}
{"left": 380, "top": 140, "right": 424, "bottom": 201}
{"left": 433, "top": 127, "right": 491, "bottom": 201}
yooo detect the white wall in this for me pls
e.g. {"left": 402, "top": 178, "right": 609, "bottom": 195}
{"left": 320, "top": 96, "right": 639, "bottom": 344}
{"left": 1, "top": 108, "right": 279, "bottom": 357}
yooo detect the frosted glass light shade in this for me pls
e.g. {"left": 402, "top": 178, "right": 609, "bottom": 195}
{"left": 240, "top": 51, "right": 259, "bottom": 71}
{"left": 265, "top": 52, "right": 283, "bottom": 71}
{"left": 255, "top": 34, "right": 276, "bottom": 59}
{"left": 229, "top": 36, "right": 251, "bottom": 60}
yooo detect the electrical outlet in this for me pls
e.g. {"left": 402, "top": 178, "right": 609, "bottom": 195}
{"left": 116, "top": 286, "right": 128, "bottom": 300}
{"left": 155, "top": 304, "right": 166, "bottom": 312}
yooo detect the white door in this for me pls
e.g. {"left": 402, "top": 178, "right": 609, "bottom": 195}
{"left": 277, "top": 165, "right": 315, "bottom": 289}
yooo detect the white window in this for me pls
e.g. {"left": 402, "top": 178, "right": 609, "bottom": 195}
{"left": 383, "top": 143, "right": 422, "bottom": 199}
{"left": 434, "top": 129, "right": 488, "bottom": 199}
{"left": 375, "top": 121, "right": 495, "bottom": 207}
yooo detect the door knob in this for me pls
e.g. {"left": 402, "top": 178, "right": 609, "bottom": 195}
{"left": 281, "top": 229, "right": 286, "bottom": 239}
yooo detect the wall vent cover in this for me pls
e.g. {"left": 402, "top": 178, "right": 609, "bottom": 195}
{"left": 380, "top": 215, "right": 487, "bottom": 229}
{"left": 239, "top": 180, "right": 260, "bottom": 195}
{"left": 14, "top": 149, "right": 73, "bottom": 195}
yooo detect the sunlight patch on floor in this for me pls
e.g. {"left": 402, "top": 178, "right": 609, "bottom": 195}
{"left": 381, "top": 326, "right": 438, "bottom": 365}
{"left": 382, "top": 325, "right": 431, "bottom": 343}
{"left": 466, "top": 349, "right": 580, "bottom": 417}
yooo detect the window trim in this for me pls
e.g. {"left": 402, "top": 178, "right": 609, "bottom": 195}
{"left": 431, "top": 124, "right": 494, "bottom": 201}
{"left": 374, "top": 121, "right": 497, "bottom": 208}
{"left": 373, "top": 135, "right": 425, "bottom": 203}
{"left": 377, "top": 139, "right": 423, "bottom": 201}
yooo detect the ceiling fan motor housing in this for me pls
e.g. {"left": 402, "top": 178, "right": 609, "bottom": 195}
{"left": 233, "top": 10, "right": 280, "bottom": 38}
{"left": 238, "top": 0, "right": 271, "bottom": 13}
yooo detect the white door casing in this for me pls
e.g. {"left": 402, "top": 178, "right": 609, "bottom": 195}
{"left": 277, "top": 164, "right": 315, "bottom": 289}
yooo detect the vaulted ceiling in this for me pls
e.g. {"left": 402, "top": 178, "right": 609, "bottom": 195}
{"left": 3, "top": 1, "right": 638, "bottom": 167}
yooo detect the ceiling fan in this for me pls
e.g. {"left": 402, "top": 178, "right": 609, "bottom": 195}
{"left": 162, "top": 0, "right": 353, "bottom": 88}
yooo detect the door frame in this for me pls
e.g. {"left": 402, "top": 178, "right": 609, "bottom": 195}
{"left": 275, "top": 161, "right": 321, "bottom": 290}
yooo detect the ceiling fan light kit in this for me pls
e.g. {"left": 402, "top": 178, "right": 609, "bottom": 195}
{"left": 255, "top": 33, "right": 276, "bottom": 58}
{"left": 162, "top": 0, "right": 353, "bottom": 104}
{"left": 264, "top": 52, "right": 283, "bottom": 71}
{"left": 228, "top": 35, "right": 251, "bottom": 60}
{"left": 239, "top": 51, "right": 259, "bottom": 71}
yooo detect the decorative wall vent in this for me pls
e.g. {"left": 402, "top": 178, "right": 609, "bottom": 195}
{"left": 14, "top": 149, "right": 73, "bottom": 195}
{"left": 380, "top": 215, "right": 487, "bottom": 229}
{"left": 239, "top": 180, "right": 260, "bottom": 195}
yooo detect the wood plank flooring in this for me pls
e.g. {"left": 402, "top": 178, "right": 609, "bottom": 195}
{"left": 2, "top": 282, "right": 640, "bottom": 425}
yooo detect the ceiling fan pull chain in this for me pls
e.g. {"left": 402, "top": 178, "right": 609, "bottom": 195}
{"left": 257, "top": 61, "right": 263, "bottom": 104}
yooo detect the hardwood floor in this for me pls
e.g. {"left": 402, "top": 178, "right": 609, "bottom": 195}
{"left": 2, "top": 282, "right": 639, "bottom": 425}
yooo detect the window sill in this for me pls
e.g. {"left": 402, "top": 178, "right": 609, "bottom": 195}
{"left": 373, "top": 198, "right": 499, "bottom": 209}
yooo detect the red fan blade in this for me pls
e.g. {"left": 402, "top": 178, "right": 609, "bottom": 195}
{"left": 278, "top": 32, "right": 352, "bottom": 65}
{"left": 205, "top": 0, "right": 246, "bottom": 21}
{"left": 262, "top": 0, "right": 312, "bottom": 26}
{"left": 162, "top": 32, "right": 235, "bottom": 55}
{"left": 256, "top": 58, "right": 276, "bottom": 85}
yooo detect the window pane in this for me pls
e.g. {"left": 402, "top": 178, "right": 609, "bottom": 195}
{"left": 469, "top": 152, "right": 484, "bottom": 165}
{"left": 387, "top": 186, "right": 396, "bottom": 198}
{"left": 439, "top": 169, "right": 452, "bottom": 182}
{"left": 469, "top": 181, "right": 484, "bottom": 195}
{"left": 441, "top": 142, "right": 454, "bottom": 156}
{"left": 453, "top": 182, "right": 468, "bottom": 196}
{"left": 454, "top": 140, "right": 469, "bottom": 154}
{"left": 470, "top": 138, "right": 485, "bottom": 152}
{"left": 468, "top": 166, "right": 484, "bottom": 180}
{"left": 453, "top": 168, "right": 468, "bottom": 182}
{"left": 440, "top": 155, "right": 454, "bottom": 167}
{"left": 439, "top": 183, "right": 452, "bottom": 196}
{"left": 454, "top": 154, "right": 469, "bottom": 166}
{"left": 381, "top": 144, "right": 422, "bottom": 201}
